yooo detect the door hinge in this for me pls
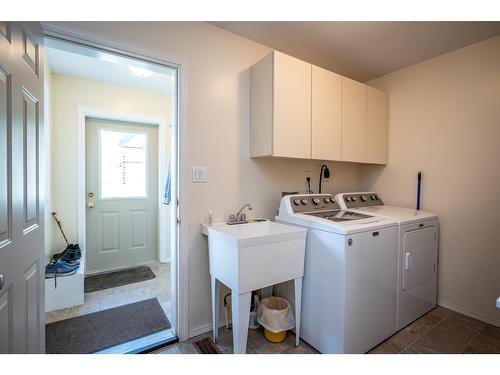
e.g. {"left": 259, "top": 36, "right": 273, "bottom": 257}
{"left": 177, "top": 217, "right": 181, "bottom": 225}
{"left": 176, "top": 198, "right": 180, "bottom": 207}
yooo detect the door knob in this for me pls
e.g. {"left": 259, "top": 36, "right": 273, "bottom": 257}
{"left": 0, "top": 275, "right": 4, "bottom": 290}
{"left": 87, "top": 202, "right": 95, "bottom": 208}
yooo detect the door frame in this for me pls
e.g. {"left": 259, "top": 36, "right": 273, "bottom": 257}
{"left": 76, "top": 107, "right": 169, "bottom": 266}
{"left": 42, "top": 25, "right": 189, "bottom": 341}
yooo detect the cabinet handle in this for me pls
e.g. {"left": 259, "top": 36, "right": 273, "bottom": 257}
{"left": 0, "top": 274, "right": 4, "bottom": 290}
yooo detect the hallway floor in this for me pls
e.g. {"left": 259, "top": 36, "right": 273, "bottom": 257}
{"left": 152, "top": 306, "right": 500, "bottom": 354}
{"left": 45, "top": 261, "right": 171, "bottom": 324}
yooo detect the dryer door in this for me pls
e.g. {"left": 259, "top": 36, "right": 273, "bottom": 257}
{"left": 402, "top": 226, "right": 437, "bottom": 291}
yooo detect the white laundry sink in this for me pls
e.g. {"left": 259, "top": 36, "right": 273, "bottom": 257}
{"left": 207, "top": 221, "right": 306, "bottom": 293}
{"left": 205, "top": 220, "right": 307, "bottom": 353}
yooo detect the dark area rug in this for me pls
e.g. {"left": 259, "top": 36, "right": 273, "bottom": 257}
{"left": 193, "top": 337, "right": 221, "bottom": 354}
{"left": 84, "top": 265, "right": 156, "bottom": 292}
{"left": 46, "top": 298, "right": 170, "bottom": 354}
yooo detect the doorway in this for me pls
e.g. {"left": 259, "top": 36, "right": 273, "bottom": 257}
{"left": 43, "top": 36, "right": 180, "bottom": 353}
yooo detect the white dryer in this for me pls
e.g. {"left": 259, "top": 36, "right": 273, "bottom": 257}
{"left": 276, "top": 194, "right": 399, "bottom": 353}
{"left": 335, "top": 192, "right": 439, "bottom": 330}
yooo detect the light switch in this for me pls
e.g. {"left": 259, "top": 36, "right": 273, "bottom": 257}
{"left": 192, "top": 167, "right": 208, "bottom": 183}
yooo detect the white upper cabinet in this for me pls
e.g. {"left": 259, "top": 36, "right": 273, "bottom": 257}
{"left": 341, "top": 77, "right": 367, "bottom": 163}
{"left": 250, "top": 50, "right": 387, "bottom": 164}
{"left": 311, "top": 65, "right": 342, "bottom": 161}
{"left": 366, "top": 86, "right": 388, "bottom": 164}
{"left": 250, "top": 51, "right": 311, "bottom": 159}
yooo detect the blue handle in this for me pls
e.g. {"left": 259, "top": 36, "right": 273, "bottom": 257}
{"left": 416, "top": 172, "right": 422, "bottom": 210}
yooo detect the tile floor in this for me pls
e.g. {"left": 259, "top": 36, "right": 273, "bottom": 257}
{"left": 369, "top": 306, "right": 500, "bottom": 354}
{"left": 45, "top": 261, "right": 172, "bottom": 324}
{"left": 152, "top": 326, "right": 319, "bottom": 354}
{"left": 152, "top": 306, "right": 500, "bottom": 354}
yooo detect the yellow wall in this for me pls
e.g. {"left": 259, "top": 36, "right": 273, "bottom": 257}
{"left": 363, "top": 36, "right": 500, "bottom": 325}
{"left": 47, "top": 74, "right": 171, "bottom": 259}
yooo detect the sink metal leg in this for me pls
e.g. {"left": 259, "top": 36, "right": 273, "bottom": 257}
{"left": 231, "top": 290, "right": 251, "bottom": 354}
{"left": 294, "top": 277, "right": 303, "bottom": 347}
{"left": 211, "top": 276, "right": 219, "bottom": 342}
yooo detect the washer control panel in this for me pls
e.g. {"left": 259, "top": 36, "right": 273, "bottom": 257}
{"left": 289, "top": 194, "right": 340, "bottom": 213}
{"left": 338, "top": 192, "right": 384, "bottom": 208}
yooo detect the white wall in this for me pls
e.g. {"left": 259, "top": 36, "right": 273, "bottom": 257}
{"left": 362, "top": 36, "right": 500, "bottom": 326}
{"left": 43, "top": 22, "right": 364, "bottom": 336}
{"left": 47, "top": 74, "right": 171, "bottom": 259}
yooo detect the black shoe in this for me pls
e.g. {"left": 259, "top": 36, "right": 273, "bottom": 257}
{"left": 51, "top": 245, "right": 71, "bottom": 263}
{"left": 60, "top": 244, "right": 81, "bottom": 264}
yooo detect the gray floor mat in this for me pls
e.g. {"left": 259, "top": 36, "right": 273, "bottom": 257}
{"left": 45, "top": 298, "right": 170, "bottom": 354}
{"left": 84, "top": 265, "right": 156, "bottom": 292}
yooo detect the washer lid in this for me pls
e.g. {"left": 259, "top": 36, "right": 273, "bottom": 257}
{"left": 276, "top": 212, "right": 397, "bottom": 235}
{"left": 305, "top": 209, "right": 373, "bottom": 222}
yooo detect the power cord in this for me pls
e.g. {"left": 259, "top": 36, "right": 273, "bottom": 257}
{"left": 319, "top": 164, "right": 331, "bottom": 194}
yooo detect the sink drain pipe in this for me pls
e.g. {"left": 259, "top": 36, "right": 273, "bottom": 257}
{"left": 223, "top": 293, "right": 232, "bottom": 331}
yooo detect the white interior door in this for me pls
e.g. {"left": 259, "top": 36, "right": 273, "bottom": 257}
{"left": 85, "top": 119, "right": 158, "bottom": 273}
{"left": 0, "top": 22, "right": 45, "bottom": 353}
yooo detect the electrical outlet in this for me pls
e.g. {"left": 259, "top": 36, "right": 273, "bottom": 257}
{"left": 192, "top": 167, "right": 208, "bottom": 183}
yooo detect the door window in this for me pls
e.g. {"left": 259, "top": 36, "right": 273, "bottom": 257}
{"left": 99, "top": 128, "right": 147, "bottom": 199}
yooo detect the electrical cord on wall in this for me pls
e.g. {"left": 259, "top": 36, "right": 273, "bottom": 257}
{"left": 319, "top": 164, "right": 331, "bottom": 194}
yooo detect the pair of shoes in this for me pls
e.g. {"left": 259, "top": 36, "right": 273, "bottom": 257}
{"left": 51, "top": 244, "right": 81, "bottom": 264}
{"left": 45, "top": 259, "right": 80, "bottom": 278}
{"left": 45, "top": 259, "right": 81, "bottom": 288}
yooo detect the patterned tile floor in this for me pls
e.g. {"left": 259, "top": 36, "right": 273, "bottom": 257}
{"left": 152, "top": 306, "right": 500, "bottom": 354}
{"left": 45, "top": 261, "right": 172, "bottom": 324}
{"left": 370, "top": 306, "right": 500, "bottom": 354}
{"left": 152, "top": 326, "right": 319, "bottom": 354}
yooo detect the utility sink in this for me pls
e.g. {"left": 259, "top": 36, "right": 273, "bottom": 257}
{"left": 207, "top": 221, "right": 306, "bottom": 293}
{"left": 205, "top": 220, "right": 307, "bottom": 353}
{"left": 207, "top": 220, "right": 306, "bottom": 249}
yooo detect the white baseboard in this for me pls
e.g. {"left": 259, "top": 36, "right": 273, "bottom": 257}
{"left": 438, "top": 299, "right": 500, "bottom": 327}
{"left": 188, "top": 319, "right": 231, "bottom": 339}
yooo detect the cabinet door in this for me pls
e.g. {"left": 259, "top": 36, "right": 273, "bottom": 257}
{"left": 311, "top": 65, "right": 341, "bottom": 161}
{"left": 273, "top": 51, "right": 311, "bottom": 159}
{"left": 366, "top": 86, "right": 388, "bottom": 164}
{"left": 341, "top": 77, "right": 367, "bottom": 162}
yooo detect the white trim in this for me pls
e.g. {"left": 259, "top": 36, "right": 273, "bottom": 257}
{"left": 438, "top": 299, "right": 500, "bottom": 328}
{"left": 43, "top": 23, "right": 190, "bottom": 342}
{"left": 188, "top": 318, "right": 232, "bottom": 339}
{"left": 96, "top": 328, "right": 177, "bottom": 354}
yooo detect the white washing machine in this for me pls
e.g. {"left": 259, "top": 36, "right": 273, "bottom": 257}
{"left": 335, "top": 192, "right": 439, "bottom": 330}
{"left": 276, "top": 194, "right": 398, "bottom": 353}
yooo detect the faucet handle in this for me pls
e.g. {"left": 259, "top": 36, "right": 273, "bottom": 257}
{"left": 228, "top": 214, "right": 236, "bottom": 224}
{"left": 240, "top": 213, "right": 247, "bottom": 222}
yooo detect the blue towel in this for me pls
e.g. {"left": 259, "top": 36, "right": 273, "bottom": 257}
{"left": 163, "top": 159, "right": 171, "bottom": 205}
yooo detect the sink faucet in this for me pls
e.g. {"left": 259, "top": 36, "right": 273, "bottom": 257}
{"left": 227, "top": 203, "right": 253, "bottom": 225}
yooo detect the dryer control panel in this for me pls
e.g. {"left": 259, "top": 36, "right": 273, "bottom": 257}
{"left": 336, "top": 192, "right": 384, "bottom": 209}
{"left": 288, "top": 194, "right": 340, "bottom": 213}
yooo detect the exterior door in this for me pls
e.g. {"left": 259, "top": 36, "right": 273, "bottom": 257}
{"left": 85, "top": 119, "right": 158, "bottom": 273}
{"left": 0, "top": 22, "right": 45, "bottom": 353}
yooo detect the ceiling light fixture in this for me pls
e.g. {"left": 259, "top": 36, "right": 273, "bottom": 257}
{"left": 128, "top": 66, "right": 154, "bottom": 78}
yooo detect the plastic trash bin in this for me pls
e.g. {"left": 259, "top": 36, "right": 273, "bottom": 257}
{"left": 257, "top": 296, "right": 295, "bottom": 343}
